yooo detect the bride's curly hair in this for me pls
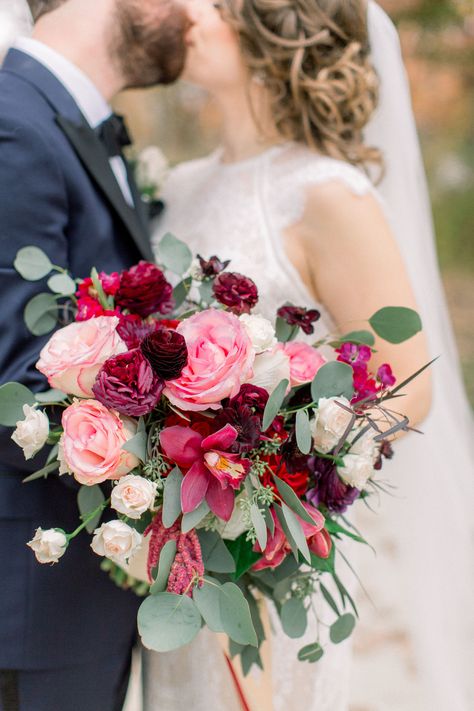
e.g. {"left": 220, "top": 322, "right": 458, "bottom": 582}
{"left": 224, "top": 0, "right": 381, "bottom": 170}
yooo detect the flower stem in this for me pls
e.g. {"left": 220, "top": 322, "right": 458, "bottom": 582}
{"left": 67, "top": 498, "right": 110, "bottom": 541}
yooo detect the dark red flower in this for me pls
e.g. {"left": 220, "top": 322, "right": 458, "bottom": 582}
{"left": 280, "top": 430, "right": 311, "bottom": 474}
{"left": 261, "top": 454, "right": 309, "bottom": 497}
{"left": 215, "top": 404, "right": 261, "bottom": 453}
{"left": 307, "top": 457, "right": 359, "bottom": 514}
{"left": 197, "top": 255, "right": 231, "bottom": 278}
{"left": 229, "top": 384, "right": 269, "bottom": 416}
{"left": 115, "top": 261, "right": 174, "bottom": 317}
{"left": 93, "top": 349, "right": 164, "bottom": 416}
{"left": 116, "top": 314, "right": 160, "bottom": 349}
{"left": 76, "top": 297, "right": 119, "bottom": 322}
{"left": 213, "top": 272, "right": 258, "bottom": 315}
{"left": 159, "top": 319, "right": 181, "bottom": 330}
{"left": 277, "top": 305, "right": 321, "bottom": 335}
{"left": 141, "top": 328, "right": 188, "bottom": 381}
{"left": 374, "top": 439, "right": 394, "bottom": 471}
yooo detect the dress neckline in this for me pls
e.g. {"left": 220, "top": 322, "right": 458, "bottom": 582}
{"left": 213, "top": 143, "right": 290, "bottom": 172}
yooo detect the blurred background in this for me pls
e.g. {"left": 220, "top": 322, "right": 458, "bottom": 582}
{"left": 1, "top": 0, "right": 473, "bottom": 403}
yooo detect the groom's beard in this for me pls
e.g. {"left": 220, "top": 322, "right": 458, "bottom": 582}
{"left": 111, "top": 0, "right": 190, "bottom": 88}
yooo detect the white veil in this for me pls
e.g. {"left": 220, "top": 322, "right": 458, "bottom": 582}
{"left": 362, "top": 3, "right": 473, "bottom": 708}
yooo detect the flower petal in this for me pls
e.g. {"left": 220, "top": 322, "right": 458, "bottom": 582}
{"left": 205, "top": 477, "right": 235, "bottom": 522}
{"left": 201, "top": 423, "right": 238, "bottom": 452}
{"left": 181, "top": 460, "right": 210, "bottom": 513}
{"left": 308, "top": 529, "right": 332, "bottom": 559}
{"left": 160, "top": 426, "right": 203, "bottom": 468}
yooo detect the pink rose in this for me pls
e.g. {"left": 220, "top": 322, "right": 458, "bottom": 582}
{"left": 59, "top": 399, "right": 138, "bottom": 486}
{"left": 36, "top": 316, "right": 127, "bottom": 397}
{"left": 279, "top": 342, "right": 326, "bottom": 387}
{"left": 164, "top": 309, "right": 255, "bottom": 411}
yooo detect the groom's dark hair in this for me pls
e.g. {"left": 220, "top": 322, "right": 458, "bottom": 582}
{"left": 27, "top": 0, "right": 67, "bottom": 21}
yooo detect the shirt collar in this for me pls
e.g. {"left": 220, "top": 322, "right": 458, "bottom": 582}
{"left": 14, "top": 37, "right": 111, "bottom": 128}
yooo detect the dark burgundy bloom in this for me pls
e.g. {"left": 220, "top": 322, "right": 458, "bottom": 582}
{"left": 117, "top": 314, "right": 161, "bottom": 349}
{"left": 374, "top": 440, "right": 394, "bottom": 471}
{"left": 141, "top": 328, "right": 188, "bottom": 381}
{"left": 115, "top": 261, "right": 174, "bottom": 318}
{"left": 307, "top": 456, "right": 359, "bottom": 514}
{"left": 93, "top": 349, "right": 164, "bottom": 416}
{"left": 197, "top": 254, "right": 231, "bottom": 278}
{"left": 261, "top": 454, "right": 309, "bottom": 497}
{"left": 280, "top": 430, "right": 311, "bottom": 474}
{"left": 229, "top": 384, "right": 269, "bottom": 416}
{"left": 277, "top": 305, "right": 321, "bottom": 335}
{"left": 213, "top": 272, "right": 258, "bottom": 315}
{"left": 215, "top": 404, "right": 261, "bottom": 453}
{"left": 377, "top": 363, "right": 396, "bottom": 389}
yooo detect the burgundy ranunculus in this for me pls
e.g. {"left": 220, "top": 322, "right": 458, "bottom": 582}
{"left": 215, "top": 403, "right": 261, "bottom": 453}
{"left": 229, "top": 384, "right": 269, "bottom": 416}
{"left": 213, "top": 272, "right": 258, "bottom": 315}
{"left": 277, "top": 305, "right": 321, "bottom": 335}
{"left": 93, "top": 349, "right": 164, "bottom": 416}
{"left": 117, "top": 314, "right": 161, "bottom": 349}
{"left": 197, "top": 254, "right": 230, "bottom": 278}
{"left": 115, "top": 261, "right": 174, "bottom": 318}
{"left": 307, "top": 456, "right": 359, "bottom": 514}
{"left": 140, "top": 328, "right": 188, "bottom": 381}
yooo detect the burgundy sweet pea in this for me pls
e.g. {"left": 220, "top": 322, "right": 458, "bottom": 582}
{"left": 277, "top": 305, "right": 321, "bottom": 335}
{"left": 93, "top": 349, "right": 164, "bottom": 417}
{"left": 115, "top": 261, "right": 174, "bottom": 317}
{"left": 213, "top": 272, "right": 258, "bottom": 315}
{"left": 159, "top": 424, "right": 251, "bottom": 521}
{"left": 197, "top": 254, "right": 230, "bottom": 278}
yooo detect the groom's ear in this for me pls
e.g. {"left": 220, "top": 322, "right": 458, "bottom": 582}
{"left": 27, "top": 0, "right": 67, "bottom": 22}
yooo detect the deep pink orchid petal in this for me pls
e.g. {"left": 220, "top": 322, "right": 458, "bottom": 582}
{"left": 252, "top": 547, "right": 288, "bottom": 572}
{"left": 180, "top": 460, "right": 210, "bottom": 513}
{"left": 205, "top": 477, "right": 235, "bottom": 522}
{"left": 160, "top": 426, "right": 203, "bottom": 468}
{"left": 298, "top": 502, "right": 325, "bottom": 537}
{"left": 201, "top": 423, "right": 238, "bottom": 453}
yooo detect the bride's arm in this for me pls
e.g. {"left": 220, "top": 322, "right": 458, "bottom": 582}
{"left": 291, "top": 180, "right": 432, "bottom": 428}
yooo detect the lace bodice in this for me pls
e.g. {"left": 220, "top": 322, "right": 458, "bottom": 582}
{"left": 152, "top": 142, "right": 376, "bottom": 338}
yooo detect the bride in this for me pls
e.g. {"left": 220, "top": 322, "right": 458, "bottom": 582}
{"left": 147, "top": 0, "right": 473, "bottom": 709}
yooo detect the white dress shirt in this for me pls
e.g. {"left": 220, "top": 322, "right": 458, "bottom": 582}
{"left": 14, "top": 37, "right": 135, "bottom": 207}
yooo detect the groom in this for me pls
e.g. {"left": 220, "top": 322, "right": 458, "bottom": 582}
{"left": 0, "top": 1, "right": 190, "bottom": 709}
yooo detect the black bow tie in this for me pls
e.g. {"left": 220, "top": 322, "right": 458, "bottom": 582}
{"left": 96, "top": 113, "right": 132, "bottom": 158}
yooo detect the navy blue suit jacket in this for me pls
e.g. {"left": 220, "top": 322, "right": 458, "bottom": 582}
{"left": 0, "top": 49, "right": 154, "bottom": 669}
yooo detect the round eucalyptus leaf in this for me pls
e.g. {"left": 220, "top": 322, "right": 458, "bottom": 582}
{"left": 14, "top": 246, "right": 53, "bottom": 281}
{"left": 47, "top": 273, "right": 77, "bottom": 296}
{"left": 193, "top": 578, "right": 225, "bottom": 633}
{"left": 77, "top": 484, "right": 105, "bottom": 534}
{"left": 138, "top": 592, "right": 202, "bottom": 652}
{"left": 311, "top": 361, "right": 354, "bottom": 403}
{"left": 329, "top": 613, "right": 356, "bottom": 644}
{"left": 24, "top": 293, "right": 58, "bottom": 336}
{"left": 298, "top": 642, "right": 324, "bottom": 663}
{"left": 157, "top": 233, "right": 193, "bottom": 275}
{"left": 281, "top": 597, "right": 308, "bottom": 639}
{"left": 369, "top": 307, "right": 422, "bottom": 344}
{"left": 219, "top": 582, "right": 258, "bottom": 647}
{"left": 0, "top": 382, "right": 36, "bottom": 426}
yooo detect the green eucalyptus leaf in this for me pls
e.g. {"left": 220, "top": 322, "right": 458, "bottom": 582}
{"left": 198, "top": 530, "right": 236, "bottom": 574}
{"left": 329, "top": 612, "right": 356, "bottom": 644}
{"left": 157, "top": 233, "right": 193, "bottom": 275}
{"left": 77, "top": 484, "right": 105, "bottom": 533}
{"left": 262, "top": 378, "right": 289, "bottom": 431}
{"left": 280, "top": 597, "right": 308, "bottom": 639}
{"left": 181, "top": 499, "right": 210, "bottom": 534}
{"left": 339, "top": 330, "right": 375, "bottom": 347}
{"left": 22, "top": 460, "right": 59, "bottom": 483}
{"left": 24, "top": 293, "right": 58, "bottom": 336}
{"left": 219, "top": 582, "right": 258, "bottom": 647}
{"left": 275, "top": 317, "right": 297, "bottom": 343}
{"left": 150, "top": 539, "right": 177, "bottom": 595}
{"left": 162, "top": 466, "right": 183, "bottom": 529}
{"left": 311, "top": 361, "right": 354, "bottom": 403}
{"left": 320, "top": 582, "right": 340, "bottom": 616}
{"left": 298, "top": 642, "right": 324, "bottom": 663}
{"left": 35, "top": 388, "right": 68, "bottom": 404}
{"left": 122, "top": 430, "right": 147, "bottom": 462}
{"left": 199, "top": 279, "right": 215, "bottom": 306}
{"left": 250, "top": 504, "right": 267, "bottom": 551}
{"left": 240, "top": 645, "right": 263, "bottom": 676}
{"left": 281, "top": 504, "right": 311, "bottom": 564}
{"left": 369, "top": 306, "right": 422, "bottom": 344}
{"left": 295, "top": 408, "right": 312, "bottom": 455}
{"left": 138, "top": 592, "right": 202, "bottom": 652}
{"left": 173, "top": 276, "right": 193, "bottom": 308}
{"left": 47, "top": 273, "right": 77, "bottom": 296}
{"left": 14, "top": 246, "right": 53, "bottom": 281}
{"left": 193, "top": 577, "right": 225, "bottom": 632}
{"left": 0, "top": 382, "right": 36, "bottom": 426}
{"left": 273, "top": 475, "right": 316, "bottom": 527}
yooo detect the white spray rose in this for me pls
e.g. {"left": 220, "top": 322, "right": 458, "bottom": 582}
{"left": 91, "top": 520, "right": 142, "bottom": 565}
{"left": 337, "top": 453, "right": 374, "bottom": 490}
{"left": 239, "top": 314, "right": 277, "bottom": 354}
{"left": 348, "top": 427, "right": 379, "bottom": 463}
{"left": 135, "top": 146, "right": 169, "bottom": 199}
{"left": 111, "top": 475, "right": 157, "bottom": 519}
{"left": 311, "top": 397, "right": 353, "bottom": 454}
{"left": 247, "top": 346, "right": 291, "bottom": 394}
{"left": 11, "top": 404, "right": 49, "bottom": 460}
{"left": 27, "top": 528, "right": 68, "bottom": 564}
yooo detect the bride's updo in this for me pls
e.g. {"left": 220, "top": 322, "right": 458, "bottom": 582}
{"left": 225, "top": 0, "right": 380, "bottom": 169}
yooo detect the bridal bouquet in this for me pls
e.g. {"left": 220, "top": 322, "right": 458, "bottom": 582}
{"left": 0, "top": 235, "right": 428, "bottom": 672}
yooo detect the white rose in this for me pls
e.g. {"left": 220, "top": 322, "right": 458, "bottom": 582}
{"left": 348, "top": 427, "right": 379, "bottom": 463}
{"left": 135, "top": 146, "right": 169, "bottom": 198}
{"left": 11, "top": 404, "right": 49, "bottom": 460}
{"left": 239, "top": 314, "right": 277, "bottom": 354}
{"left": 111, "top": 475, "right": 157, "bottom": 519}
{"left": 27, "top": 528, "right": 68, "bottom": 564}
{"left": 91, "top": 520, "right": 142, "bottom": 565}
{"left": 337, "top": 453, "right": 374, "bottom": 490}
{"left": 312, "top": 397, "right": 353, "bottom": 454}
{"left": 247, "top": 346, "right": 291, "bottom": 394}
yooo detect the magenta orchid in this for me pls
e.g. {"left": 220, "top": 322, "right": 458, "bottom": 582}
{"left": 159, "top": 424, "right": 251, "bottom": 521}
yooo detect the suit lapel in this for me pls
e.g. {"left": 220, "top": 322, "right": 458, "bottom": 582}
{"left": 56, "top": 115, "right": 155, "bottom": 263}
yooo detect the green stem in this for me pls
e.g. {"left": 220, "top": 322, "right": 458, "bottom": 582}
{"left": 67, "top": 498, "right": 110, "bottom": 540}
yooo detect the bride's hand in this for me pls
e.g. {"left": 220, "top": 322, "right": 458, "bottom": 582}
{"left": 289, "top": 180, "right": 433, "bottom": 429}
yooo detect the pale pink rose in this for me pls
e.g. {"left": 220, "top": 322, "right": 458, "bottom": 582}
{"left": 164, "top": 309, "right": 255, "bottom": 411}
{"left": 279, "top": 341, "right": 326, "bottom": 387}
{"left": 60, "top": 399, "right": 138, "bottom": 486}
{"left": 36, "top": 316, "right": 126, "bottom": 397}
